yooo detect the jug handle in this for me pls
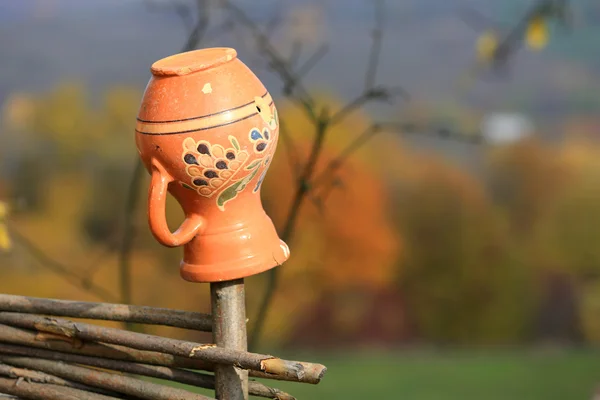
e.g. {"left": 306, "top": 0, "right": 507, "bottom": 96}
{"left": 148, "top": 158, "right": 205, "bottom": 247}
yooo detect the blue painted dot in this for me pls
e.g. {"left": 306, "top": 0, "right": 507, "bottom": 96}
{"left": 250, "top": 129, "right": 263, "bottom": 141}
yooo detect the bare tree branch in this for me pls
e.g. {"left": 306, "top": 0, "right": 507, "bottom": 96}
{"left": 118, "top": 159, "right": 143, "bottom": 319}
{"left": 329, "top": 86, "right": 408, "bottom": 126}
{"left": 219, "top": 0, "right": 318, "bottom": 122}
{"left": 278, "top": 119, "right": 303, "bottom": 182}
{"left": 294, "top": 44, "right": 329, "bottom": 82}
{"left": 365, "top": 0, "right": 385, "bottom": 90}
{"left": 458, "top": 5, "right": 499, "bottom": 32}
{"left": 311, "top": 124, "right": 381, "bottom": 193}
{"left": 288, "top": 41, "right": 303, "bottom": 68}
{"left": 468, "top": 0, "right": 573, "bottom": 74}
{"left": 181, "top": 0, "right": 211, "bottom": 54}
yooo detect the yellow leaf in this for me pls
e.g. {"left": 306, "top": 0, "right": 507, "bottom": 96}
{"left": 526, "top": 16, "right": 548, "bottom": 50}
{"left": 0, "top": 226, "right": 11, "bottom": 251}
{"left": 476, "top": 30, "right": 498, "bottom": 63}
{"left": 0, "top": 202, "right": 11, "bottom": 251}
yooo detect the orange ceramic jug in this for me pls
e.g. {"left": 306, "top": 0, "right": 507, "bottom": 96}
{"left": 135, "top": 48, "right": 290, "bottom": 283}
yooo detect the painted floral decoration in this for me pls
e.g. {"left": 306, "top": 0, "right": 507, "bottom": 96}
{"left": 249, "top": 127, "right": 274, "bottom": 193}
{"left": 181, "top": 135, "right": 249, "bottom": 199}
{"left": 180, "top": 122, "right": 277, "bottom": 210}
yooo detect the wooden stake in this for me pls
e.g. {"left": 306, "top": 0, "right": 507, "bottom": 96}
{"left": 211, "top": 279, "right": 248, "bottom": 400}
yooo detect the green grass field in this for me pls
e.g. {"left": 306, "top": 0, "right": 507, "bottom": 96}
{"left": 156, "top": 348, "right": 600, "bottom": 399}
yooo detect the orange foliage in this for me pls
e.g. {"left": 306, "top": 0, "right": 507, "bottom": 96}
{"left": 254, "top": 97, "right": 401, "bottom": 343}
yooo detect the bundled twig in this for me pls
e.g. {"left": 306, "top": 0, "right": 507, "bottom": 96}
{"left": 0, "top": 376, "right": 120, "bottom": 400}
{"left": 0, "top": 313, "right": 327, "bottom": 384}
{"left": 0, "top": 294, "right": 211, "bottom": 332}
{"left": 0, "top": 324, "right": 308, "bottom": 385}
{"left": 0, "top": 343, "right": 295, "bottom": 400}
{"left": 0, "top": 362, "right": 124, "bottom": 398}
{"left": 0, "top": 323, "right": 212, "bottom": 371}
{"left": 0, "top": 356, "right": 213, "bottom": 400}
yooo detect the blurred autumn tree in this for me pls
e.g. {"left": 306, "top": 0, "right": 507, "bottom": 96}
{"left": 395, "top": 156, "right": 537, "bottom": 345}
{"left": 247, "top": 96, "right": 401, "bottom": 347}
{"left": 542, "top": 137, "right": 600, "bottom": 344}
{"left": 0, "top": 84, "right": 403, "bottom": 347}
{"left": 2, "top": 0, "right": 599, "bottom": 350}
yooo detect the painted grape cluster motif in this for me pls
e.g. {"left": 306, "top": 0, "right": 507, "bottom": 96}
{"left": 180, "top": 126, "right": 276, "bottom": 211}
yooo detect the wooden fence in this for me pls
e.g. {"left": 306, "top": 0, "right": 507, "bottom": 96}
{"left": 0, "top": 294, "right": 326, "bottom": 399}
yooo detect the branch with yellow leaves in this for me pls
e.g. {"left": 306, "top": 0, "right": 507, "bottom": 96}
{"left": 463, "top": 0, "right": 572, "bottom": 79}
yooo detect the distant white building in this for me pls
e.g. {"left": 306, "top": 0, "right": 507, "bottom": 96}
{"left": 481, "top": 113, "right": 534, "bottom": 145}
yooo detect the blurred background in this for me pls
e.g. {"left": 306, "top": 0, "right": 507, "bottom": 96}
{"left": 1, "top": 0, "right": 600, "bottom": 398}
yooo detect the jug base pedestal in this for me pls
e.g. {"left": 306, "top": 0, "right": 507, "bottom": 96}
{"left": 179, "top": 240, "right": 290, "bottom": 283}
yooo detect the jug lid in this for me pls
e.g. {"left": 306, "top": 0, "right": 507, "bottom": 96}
{"left": 151, "top": 47, "right": 238, "bottom": 77}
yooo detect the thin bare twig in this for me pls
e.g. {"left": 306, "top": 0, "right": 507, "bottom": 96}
{"left": 294, "top": 44, "right": 330, "bottom": 82}
{"left": 458, "top": 5, "right": 499, "bottom": 32}
{"left": 118, "top": 159, "right": 143, "bottom": 318}
{"left": 0, "top": 294, "right": 212, "bottom": 331}
{"left": 82, "top": 242, "right": 119, "bottom": 288}
{"left": 278, "top": 120, "right": 302, "bottom": 181}
{"left": 288, "top": 41, "right": 303, "bottom": 68}
{"left": 329, "top": 86, "right": 408, "bottom": 126}
{"left": 219, "top": 0, "right": 318, "bottom": 121}
{"left": 365, "top": 0, "right": 385, "bottom": 90}
{"left": 311, "top": 124, "right": 381, "bottom": 193}
{"left": 181, "top": 0, "right": 211, "bottom": 53}
{"left": 264, "top": 3, "right": 284, "bottom": 37}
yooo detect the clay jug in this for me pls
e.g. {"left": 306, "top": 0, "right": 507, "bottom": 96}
{"left": 135, "top": 47, "right": 289, "bottom": 282}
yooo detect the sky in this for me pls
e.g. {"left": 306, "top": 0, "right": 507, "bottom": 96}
{"left": 0, "top": 0, "right": 598, "bottom": 164}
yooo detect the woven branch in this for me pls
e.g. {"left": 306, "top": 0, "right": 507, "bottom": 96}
{"left": 0, "top": 343, "right": 295, "bottom": 400}
{"left": 0, "top": 294, "right": 211, "bottom": 332}
{"left": 0, "top": 362, "right": 125, "bottom": 398}
{"left": 0, "top": 313, "right": 327, "bottom": 384}
{"left": 0, "top": 376, "right": 120, "bottom": 400}
{"left": 0, "top": 356, "right": 213, "bottom": 400}
{"left": 0, "top": 323, "right": 212, "bottom": 370}
{"left": 0, "top": 323, "right": 318, "bottom": 385}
